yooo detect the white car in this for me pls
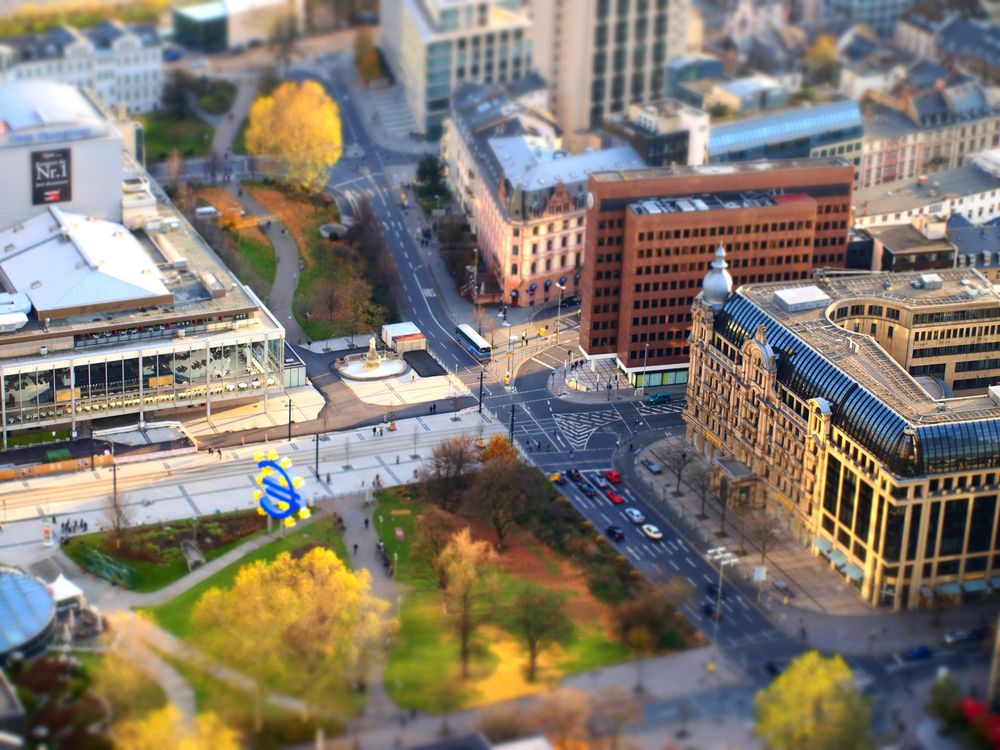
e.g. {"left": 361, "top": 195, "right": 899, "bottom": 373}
{"left": 641, "top": 524, "right": 663, "bottom": 541}
{"left": 624, "top": 507, "right": 646, "bottom": 524}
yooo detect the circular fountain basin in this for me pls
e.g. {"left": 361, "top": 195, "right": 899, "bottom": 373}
{"left": 335, "top": 357, "right": 409, "bottom": 381}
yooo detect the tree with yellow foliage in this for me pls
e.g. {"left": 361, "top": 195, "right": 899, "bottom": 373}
{"left": 753, "top": 651, "right": 872, "bottom": 750}
{"left": 480, "top": 434, "right": 519, "bottom": 463}
{"left": 437, "top": 528, "right": 497, "bottom": 678}
{"left": 245, "top": 80, "right": 343, "bottom": 193}
{"left": 192, "top": 547, "right": 392, "bottom": 728}
{"left": 805, "top": 35, "right": 839, "bottom": 85}
{"left": 112, "top": 704, "right": 240, "bottom": 750}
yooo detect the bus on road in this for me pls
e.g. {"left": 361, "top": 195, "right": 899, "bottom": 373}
{"left": 456, "top": 323, "right": 492, "bottom": 361}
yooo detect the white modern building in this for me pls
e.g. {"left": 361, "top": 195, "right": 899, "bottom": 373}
{"left": 0, "top": 83, "right": 287, "bottom": 446}
{"left": 0, "top": 22, "right": 162, "bottom": 114}
{"left": 172, "top": 0, "right": 306, "bottom": 52}
{"left": 379, "top": 0, "right": 533, "bottom": 140}
{"left": 532, "top": 0, "right": 690, "bottom": 133}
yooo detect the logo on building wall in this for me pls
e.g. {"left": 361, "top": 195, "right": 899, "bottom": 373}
{"left": 252, "top": 449, "right": 310, "bottom": 527}
{"left": 31, "top": 148, "right": 72, "bottom": 205}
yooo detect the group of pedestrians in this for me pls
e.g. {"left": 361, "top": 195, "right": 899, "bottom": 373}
{"left": 371, "top": 425, "right": 386, "bottom": 438}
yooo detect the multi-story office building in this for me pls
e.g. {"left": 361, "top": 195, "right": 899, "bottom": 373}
{"left": 859, "top": 83, "right": 1000, "bottom": 190}
{"left": 707, "top": 99, "right": 864, "bottom": 168}
{"left": 685, "top": 264, "right": 1000, "bottom": 609}
{"left": 0, "top": 83, "right": 287, "bottom": 447}
{"left": 604, "top": 99, "right": 709, "bottom": 167}
{"left": 380, "top": 0, "right": 533, "bottom": 139}
{"left": 0, "top": 22, "right": 162, "bottom": 114}
{"left": 579, "top": 159, "right": 855, "bottom": 386}
{"left": 532, "top": 0, "right": 689, "bottom": 133}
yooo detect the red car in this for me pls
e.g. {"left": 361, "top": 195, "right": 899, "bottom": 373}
{"left": 604, "top": 469, "right": 622, "bottom": 484}
{"left": 605, "top": 489, "right": 625, "bottom": 504}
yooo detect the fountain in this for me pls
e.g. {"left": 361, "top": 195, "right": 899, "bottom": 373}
{"left": 334, "top": 336, "right": 409, "bottom": 381}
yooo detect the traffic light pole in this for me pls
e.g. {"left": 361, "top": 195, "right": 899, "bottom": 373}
{"left": 478, "top": 369, "right": 484, "bottom": 414}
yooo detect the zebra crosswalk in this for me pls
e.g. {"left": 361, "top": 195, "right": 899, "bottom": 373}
{"left": 553, "top": 409, "right": 621, "bottom": 451}
{"left": 635, "top": 400, "right": 686, "bottom": 417}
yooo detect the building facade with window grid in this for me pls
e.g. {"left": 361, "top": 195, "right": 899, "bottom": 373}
{"left": 578, "top": 159, "right": 855, "bottom": 385}
{"left": 685, "top": 268, "right": 1000, "bottom": 610}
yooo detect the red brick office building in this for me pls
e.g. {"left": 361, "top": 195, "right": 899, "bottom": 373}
{"left": 579, "top": 158, "right": 855, "bottom": 387}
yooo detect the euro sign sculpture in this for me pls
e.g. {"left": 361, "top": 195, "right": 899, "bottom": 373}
{"left": 252, "top": 449, "right": 311, "bottom": 528}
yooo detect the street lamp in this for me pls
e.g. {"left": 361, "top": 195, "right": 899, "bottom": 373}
{"left": 554, "top": 282, "right": 566, "bottom": 338}
{"left": 639, "top": 342, "right": 650, "bottom": 395}
{"left": 706, "top": 546, "right": 739, "bottom": 673}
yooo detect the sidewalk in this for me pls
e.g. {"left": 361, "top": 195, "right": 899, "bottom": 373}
{"left": 621, "top": 431, "right": 1000, "bottom": 655}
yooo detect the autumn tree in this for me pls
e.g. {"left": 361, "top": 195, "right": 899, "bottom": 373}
{"left": 661, "top": 440, "right": 693, "bottom": 496}
{"left": 437, "top": 528, "right": 497, "bottom": 678}
{"left": 193, "top": 548, "right": 391, "bottom": 727}
{"left": 413, "top": 505, "right": 463, "bottom": 589}
{"left": 424, "top": 434, "right": 478, "bottom": 511}
{"left": 245, "top": 80, "right": 343, "bottom": 193}
{"left": 590, "top": 684, "right": 641, "bottom": 750}
{"left": 112, "top": 704, "right": 240, "bottom": 750}
{"left": 509, "top": 585, "right": 574, "bottom": 681}
{"left": 616, "top": 580, "right": 693, "bottom": 651}
{"left": 475, "top": 703, "right": 536, "bottom": 743}
{"left": 166, "top": 148, "right": 183, "bottom": 189}
{"left": 354, "top": 27, "right": 382, "bottom": 82}
{"left": 532, "top": 688, "right": 593, "bottom": 750}
{"left": 469, "top": 457, "right": 536, "bottom": 549}
{"left": 337, "top": 273, "right": 372, "bottom": 347}
{"left": 754, "top": 651, "right": 872, "bottom": 750}
{"left": 481, "top": 434, "right": 518, "bottom": 463}
{"left": 805, "top": 34, "right": 839, "bottom": 85}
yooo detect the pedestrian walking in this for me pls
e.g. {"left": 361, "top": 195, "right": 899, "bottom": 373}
{"left": 379, "top": 426, "right": 384, "bottom": 437}
{"left": 395, "top": 455, "right": 400, "bottom": 464}
{"left": 364, "top": 518, "right": 369, "bottom": 529}
{"left": 372, "top": 426, "right": 377, "bottom": 437}
{"left": 353, "top": 543, "right": 358, "bottom": 555}
{"left": 218, "top": 450, "right": 222, "bottom": 460}
{"left": 326, "top": 473, "right": 331, "bottom": 483}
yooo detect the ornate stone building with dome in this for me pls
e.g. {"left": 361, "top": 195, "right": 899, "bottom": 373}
{"left": 684, "top": 263, "right": 1000, "bottom": 610}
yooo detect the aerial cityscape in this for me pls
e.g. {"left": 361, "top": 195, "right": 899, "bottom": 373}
{"left": 0, "top": 0, "right": 996, "bottom": 748}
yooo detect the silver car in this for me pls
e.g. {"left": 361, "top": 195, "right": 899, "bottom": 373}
{"left": 624, "top": 507, "right": 646, "bottom": 524}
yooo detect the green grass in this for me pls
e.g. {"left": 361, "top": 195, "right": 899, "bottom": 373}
{"left": 375, "top": 489, "right": 632, "bottom": 711}
{"left": 64, "top": 527, "right": 266, "bottom": 593}
{"left": 237, "top": 232, "right": 277, "bottom": 292}
{"left": 139, "top": 113, "right": 215, "bottom": 162}
{"left": 144, "top": 516, "right": 349, "bottom": 639}
{"left": 161, "top": 653, "right": 344, "bottom": 750}
{"left": 231, "top": 116, "right": 249, "bottom": 155}
{"left": 196, "top": 80, "right": 238, "bottom": 116}
{"left": 7, "top": 429, "right": 71, "bottom": 448}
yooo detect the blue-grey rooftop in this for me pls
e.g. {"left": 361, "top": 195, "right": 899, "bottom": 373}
{"left": 0, "top": 570, "right": 55, "bottom": 657}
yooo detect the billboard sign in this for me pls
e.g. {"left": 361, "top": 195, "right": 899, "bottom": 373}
{"left": 31, "top": 148, "right": 72, "bottom": 205}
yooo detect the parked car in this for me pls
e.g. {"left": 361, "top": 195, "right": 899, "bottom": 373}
{"left": 623, "top": 507, "right": 646, "bottom": 524}
{"left": 646, "top": 392, "right": 673, "bottom": 405}
{"left": 773, "top": 579, "right": 796, "bottom": 598}
{"left": 582, "top": 486, "right": 597, "bottom": 498}
{"left": 943, "top": 630, "right": 969, "bottom": 645}
{"left": 705, "top": 582, "right": 729, "bottom": 601}
{"left": 566, "top": 468, "right": 583, "bottom": 482}
{"left": 641, "top": 458, "right": 662, "bottom": 475}
{"left": 594, "top": 477, "right": 611, "bottom": 491}
{"left": 604, "top": 469, "right": 622, "bottom": 484}
{"left": 559, "top": 294, "right": 580, "bottom": 309}
{"left": 605, "top": 525, "right": 625, "bottom": 542}
{"left": 548, "top": 472, "right": 567, "bottom": 486}
{"left": 903, "top": 645, "right": 932, "bottom": 661}
{"left": 702, "top": 600, "right": 723, "bottom": 621}
{"left": 605, "top": 489, "right": 625, "bottom": 504}
{"left": 641, "top": 524, "right": 663, "bottom": 541}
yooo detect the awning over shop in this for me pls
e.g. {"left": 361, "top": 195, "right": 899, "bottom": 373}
{"left": 844, "top": 563, "right": 864, "bottom": 582}
{"left": 963, "top": 579, "right": 990, "bottom": 594}
{"left": 919, "top": 585, "right": 933, "bottom": 599}
{"left": 828, "top": 549, "right": 848, "bottom": 568}
{"left": 936, "top": 582, "right": 961, "bottom": 597}
{"left": 814, "top": 537, "right": 833, "bottom": 555}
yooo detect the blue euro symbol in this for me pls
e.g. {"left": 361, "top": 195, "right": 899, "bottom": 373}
{"left": 257, "top": 459, "right": 302, "bottom": 519}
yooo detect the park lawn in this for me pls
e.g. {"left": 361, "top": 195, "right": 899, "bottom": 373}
{"left": 193, "top": 187, "right": 277, "bottom": 292}
{"left": 139, "top": 113, "right": 214, "bottom": 162}
{"left": 244, "top": 184, "right": 350, "bottom": 341}
{"left": 161, "top": 653, "right": 345, "bottom": 750}
{"left": 196, "top": 79, "right": 238, "bottom": 116}
{"left": 64, "top": 528, "right": 266, "bottom": 594}
{"left": 7, "top": 429, "right": 71, "bottom": 448}
{"left": 76, "top": 651, "right": 167, "bottom": 722}
{"left": 144, "top": 515, "right": 349, "bottom": 638}
{"left": 375, "top": 489, "right": 633, "bottom": 712}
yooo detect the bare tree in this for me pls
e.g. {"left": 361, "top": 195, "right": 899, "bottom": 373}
{"left": 472, "top": 304, "right": 487, "bottom": 335}
{"left": 205, "top": 150, "right": 221, "bottom": 183}
{"left": 590, "top": 685, "right": 641, "bottom": 750}
{"left": 485, "top": 315, "right": 498, "bottom": 349}
{"left": 423, "top": 434, "right": 478, "bottom": 511}
{"left": 105, "top": 465, "right": 132, "bottom": 549}
{"left": 270, "top": 13, "right": 300, "bottom": 71}
{"left": 717, "top": 486, "right": 729, "bottom": 537}
{"left": 661, "top": 440, "right": 694, "bottom": 496}
{"left": 751, "top": 511, "right": 778, "bottom": 564}
{"left": 736, "top": 494, "right": 750, "bottom": 555}
{"left": 689, "top": 463, "right": 713, "bottom": 520}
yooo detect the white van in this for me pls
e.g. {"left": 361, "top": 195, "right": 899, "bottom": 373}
{"left": 195, "top": 206, "right": 220, "bottom": 218}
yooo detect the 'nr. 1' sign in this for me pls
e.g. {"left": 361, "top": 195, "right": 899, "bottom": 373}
{"left": 31, "top": 148, "right": 72, "bottom": 205}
